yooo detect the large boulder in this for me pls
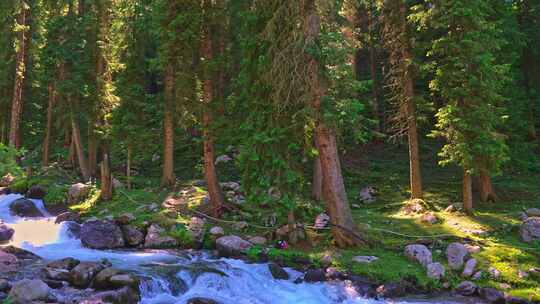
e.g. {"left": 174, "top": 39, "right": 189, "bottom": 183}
{"left": 55, "top": 211, "right": 81, "bottom": 224}
{"left": 26, "top": 185, "right": 47, "bottom": 199}
{"left": 0, "top": 251, "right": 18, "bottom": 272}
{"left": 121, "top": 225, "right": 145, "bottom": 247}
{"left": 455, "top": 281, "right": 477, "bottom": 296}
{"left": 47, "top": 257, "right": 80, "bottom": 270}
{"left": 404, "top": 244, "right": 432, "bottom": 267}
{"left": 70, "top": 261, "right": 106, "bottom": 288}
{"left": 67, "top": 183, "right": 92, "bottom": 204}
{"left": 426, "top": 262, "right": 445, "bottom": 280}
{"left": 462, "top": 258, "right": 477, "bottom": 278}
{"left": 215, "top": 235, "right": 252, "bottom": 257}
{"left": 114, "top": 213, "right": 135, "bottom": 225}
{"left": 268, "top": 263, "right": 289, "bottom": 280}
{"left": 8, "top": 279, "right": 51, "bottom": 304}
{"left": 188, "top": 217, "right": 206, "bottom": 245}
{"left": 144, "top": 224, "right": 177, "bottom": 248}
{"left": 93, "top": 267, "right": 122, "bottom": 289}
{"left": 447, "top": 242, "right": 469, "bottom": 270}
{"left": 520, "top": 217, "right": 540, "bottom": 243}
{"left": 81, "top": 220, "right": 125, "bottom": 249}
{"left": 87, "top": 286, "right": 140, "bottom": 304}
{"left": 480, "top": 288, "right": 505, "bottom": 304}
{"left": 0, "top": 223, "right": 14, "bottom": 242}
{"left": 9, "top": 198, "right": 44, "bottom": 217}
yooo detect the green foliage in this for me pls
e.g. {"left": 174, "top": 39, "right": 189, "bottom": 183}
{"left": 0, "top": 144, "right": 22, "bottom": 177}
{"left": 9, "top": 179, "right": 28, "bottom": 194}
{"left": 43, "top": 184, "right": 68, "bottom": 205}
{"left": 168, "top": 224, "right": 194, "bottom": 245}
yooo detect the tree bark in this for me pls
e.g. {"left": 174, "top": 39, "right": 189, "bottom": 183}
{"left": 100, "top": 147, "right": 112, "bottom": 201}
{"left": 9, "top": 3, "right": 29, "bottom": 149}
{"left": 478, "top": 168, "right": 498, "bottom": 202}
{"left": 87, "top": 124, "right": 97, "bottom": 178}
{"left": 71, "top": 113, "right": 90, "bottom": 181}
{"left": 463, "top": 169, "right": 473, "bottom": 213}
{"left": 312, "top": 156, "right": 323, "bottom": 201}
{"left": 161, "top": 65, "right": 175, "bottom": 187}
{"left": 201, "top": 14, "right": 225, "bottom": 217}
{"left": 126, "top": 145, "right": 132, "bottom": 190}
{"left": 42, "top": 83, "right": 56, "bottom": 167}
{"left": 304, "top": 0, "right": 364, "bottom": 247}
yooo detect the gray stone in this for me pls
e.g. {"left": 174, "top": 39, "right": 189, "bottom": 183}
{"left": 216, "top": 235, "right": 252, "bottom": 257}
{"left": 67, "top": 183, "right": 92, "bottom": 204}
{"left": 248, "top": 236, "right": 267, "bottom": 246}
{"left": 188, "top": 217, "right": 206, "bottom": 244}
{"left": 304, "top": 269, "right": 326, "bottom": 282}
{"left": 10, "top": 198, "right": 44, "bottom": 217}
{"left": 114, "top": 213, "right": 135, "bottom": 225}
{"left": 455, "top": 281, "right": 477, "bottom": 296}
{"left": 352, "top": 256, "right": 379, "bottom": 264}
{"left": 144, "top": 224, "right": 178, "bottom": 248}
{"left": 70, "top": 261, "right": 106, "bottom": 288}
{"left": 404, "top": 244, "right": 432, "bottom": 267}
{"left": 109, "top": 274, "right": 139, "bottom": 289}
{"left": 88, "top": 286, "right": 140, "bottom": 304}
{"left": 461, "top": 258, "right": 477, "bottom": 278}
{"left": 447, "top": 242, "right": 468, "bottom": 270}
{"left": 44, "top": 267, "right": 71, "bottom": 281}
{"left": 93, "top": 267, "right": 122, "bottom": 290}
{"left": 0, "top": 224, "right": 14, "bottom": 242}
{"left": 525, "top": 208, "right": 540, "bottom": 217}
{"left": 81, "top": 220, "right": 125, "bottom": 249}
{"left": 209, "top": 226, "right": 224, "bottom": 238}
{"left": 268, "top": 263, "right": 289, "bottom": 280}
{"left": 121, "top": 225, "right": 144, "bottom": 247}
{"left": 520, "top": 217, "right": 540, "bottom": 243}
{"left": 55, "top": 211, "right": 81, "bottom": 224}
{"left": 0, "top": 251, "right": 18, "bottom": 272}
{"left": 420, "top": 212, "right": 438, "bottom": 224}
{"left": 232, "top": 221, "right": 248, "bottom": 231}
{"left": 479, "top": 287, "right": 505, "bottom": 304}
{"left": 426, "top": 262, "right": 445, "bottom": 280}
{"left": 8, "top": 279, "right": 50, "bottom": 304}
{"left": 26, "top": 185, "right": 47, "bottom": 199}
{"left": 488, "top": 267, "right": 501, "bottom": 279}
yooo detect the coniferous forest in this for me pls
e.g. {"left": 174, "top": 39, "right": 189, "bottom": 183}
{"left": 0, "top": 0, "right": 540, "bottom": 303}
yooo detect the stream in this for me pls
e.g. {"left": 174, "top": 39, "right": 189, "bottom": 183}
{"left": 0, "top": 193, "right": 474, "bottom": 304}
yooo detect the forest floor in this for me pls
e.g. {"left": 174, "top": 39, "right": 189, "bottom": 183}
{"left": 22, "top": 141, "right": 540, "bottom": 301}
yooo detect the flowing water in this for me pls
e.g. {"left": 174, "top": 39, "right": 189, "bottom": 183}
{"left": 0, "top": 194, "right": 470, "bottom": 304}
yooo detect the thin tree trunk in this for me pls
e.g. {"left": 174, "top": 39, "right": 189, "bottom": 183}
{"left": 9, "top": 3, "right": 29, "bottom": 149}
{"left": 478, "top": 168, "right": 498, "bottom": 202}
{"left": 312, "top": 156, "right": 322, "bottom": 201}
{"left": 126, "top": 145, "right": 132, "bottom": 190}
{"left": 304, "top": 0, "right": 364, "bottom": 247}
{"left": 42, "top": 83, "right": 56, "bottom": 167}
{"left": 71, "top": 113, "right": 90, "bottom": 181}
{"left": 161, "top": 65, "right": 175, "bottom": 187}
{"left": 201, "top": 7, "right": 225, "bottom": 217}
{"left": 100, "top": 147, "right": 112, "bottom": 201}
{"left": 463, "top": 169, "right": 473, "bottom": 213}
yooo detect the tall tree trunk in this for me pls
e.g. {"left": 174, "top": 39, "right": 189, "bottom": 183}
{"left": 304, "top": 0, "right": 364, "bottom": 247}
{"left": 87, "top": 126, "right": 97, "bottom": 178}
{"left": 399, "top": 0, "right": 422, "bottom": 199}
{"left": 312, "top": 156, "right": 322, "bottom": 201}
{"left": 161, "top": 65, "right": 175, "bottom": 187}
{"left": 100, "top": 146, "right": 112, "bottom": 201}
{"left": 71, "top": 113, "right": 90, "bottom": 181}
{"left": 201, "top": 14, "right": 225, "bottom": 217}
{"left": 478, "top": 168, "right": 498, "bottom": 202}
{"left": 9, "top": 3, "right": 29, "bottom": 149}
{"left": 126, "top": 145, "right": 132, "bottom": 190}
{"left": 463, "top": 169, "right": 473, "bottom": 213}
{"left": 42, "top": 83, "right": 57, "bottom": 167}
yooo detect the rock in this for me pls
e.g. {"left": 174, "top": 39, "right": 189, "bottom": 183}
{"left": 81, "top": 220, "right": 125, "bottom": 249}
{"left": 314, "top": 213, "right": 330, "bottom": 229}
{"left": 209, "top": 226, "right": 224, "bottom": 238}
{"left": 447, "top": 242, "right": 468, "bottom": 270}
{"left": 121, "top": 225, "right": 144, "bottom": 247}
{"left": 8, "top": 279, "right": 50, "bottom": 304}
{"left": 232, "top": 221, "right": 248, "bottom": 231}
{"left": 488, "top": 267, "right": 501, "bottom": 279}
{"left": 67, "top": 183, "right": 92, "bottom": 204}
{"left": 70, "top": 261, "right": 106, "bottom": 288}
{"left": 112, "top": 178, "right": 124, "bottom": 190}
{"left": 0, "top": 187, "right": 11, "bottom": 195}
{"left": 520, "top": 217, "right": 540, "bottom": 243}
{"left": 10, "top": 198, "right": 44, "bottom": 217}
{"left": 220, "top": 181, "right": 240, "bottom": 191}
{"left": 359, "top": 186, "right": 377, "bottom": 203}
{"left": 454, "top": 281, "right": 477, "bottom": 296}
{"left": 268, "top": 263, "right": 289, "bottom": 280}
{"left": 0, "top": 174, "right": 15, "bottom": 187}
{"left": 525, "top": 208, "right": 540, "bottom": 217}
{"left": 0, "top": 223, "right": 14, "bottom": 242}
{"left": 518, "top": 270, "right": 528, "bottom": 278}
{"left": 55, "top": 211, "right": 81, "bottom": 224}
{"left": 44, "top": 267, "right": 71, "bottom": 281}
{"left": 402, "top": 199, "right": 426, "bottom": 214}
{"left": 479, "top": 287, "right": 505, "bottom": 304}
{"left": 461, "top": 258, "right": 477, "bottom": 278}
{"left": 109, "top": 274, "right": 139, "bottom": 289}
{"left": 376, "top": 282, "right": 406, "bottom": 298}
{"left": 66, "top": 221, "right": 82, "bottom": 239}
{"left": 26, "top": 185, "right": 47, "bottom": 199}
{"left": 114, "top": 213, "right": 135, "bottom": 225}
{"left": 161, "top": 195, "right": 188, "bottom": 212}
{"left": 325, "top": 267, "right": 347, "bottom": 281}
{"left": 215, "top": 154, "right": 233, "bottom": 165}
{"left": 505, "top": 295, "right": 529, "bottom": 304}
{"left": 188, "top": 297, "right": 219, "bottom": 304}
{"left": 1, "top": 245, "right": 40, "bottom": 261}
{"left": 352, "top": 256, "right": 379, "bottom": 264}
{"left": 472, "top": 271, "right": 483, "bottom": 281}
{"left": 498, "top": 283, "right": 511, "bottom": 290}
{"left": 43, "top": 278, "right": 64, "bottom": 289}
{"left": 404, "top": 244, "right": 432, "bottom": 267}
{"left": 0, "top": 251, "right": 18, "bottom": 272}
{"left": 0, "top": 279, "right": 10, "bottom": 292}
{"left": 464, "top": 244, "right": 481, "bottom": 254}
{"left": 426, "top": 262, "right": 445, "bottom": 280}
{"left": 248, "top": 236, "right": 267, "bottom": 246}
{"left": 188, "top": 217, "right": 206, "bottom": 244}
{"left": 420, "top": 212, "right": 438, "bottom": 224}
{"left": 320, "top": 252, "right": 337, "bottom": 268}
{"left": 144, "top": 224, "right": 178, "bottom": 248}
{"left": 93, "top": 267, "right": 122, "bottom": 289}
{"left": 304, "top": 269, "right": 326, "bottom": 282}
{"left": 216, "top": 235, "right": 252, "bottom": 257}
{"left": 89, "top": 286, "right": 140, "bottom": 304}
{"left": 445, "top": 203, "right": 463, "bottom": 213}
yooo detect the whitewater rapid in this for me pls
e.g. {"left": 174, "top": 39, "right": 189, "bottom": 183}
{"left": 0, "top": 194, "right": 466, "bottom": 304}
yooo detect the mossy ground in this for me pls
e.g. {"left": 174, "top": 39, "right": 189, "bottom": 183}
{"left": 15, "top": 142, "right": 540, "bottom": 301}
